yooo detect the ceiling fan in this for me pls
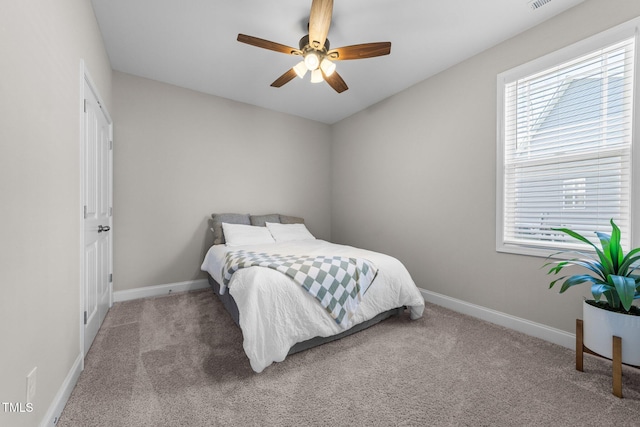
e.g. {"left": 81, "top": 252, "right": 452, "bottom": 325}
{"left": 237, "top": 0, "right": 391, "bottom": 93}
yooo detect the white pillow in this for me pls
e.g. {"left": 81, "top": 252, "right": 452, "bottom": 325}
{"left": 266, "top": 222, "right": 316, "bottom": 242}
{"left": 222, "top": 223, "right": 276, "bottom": 247}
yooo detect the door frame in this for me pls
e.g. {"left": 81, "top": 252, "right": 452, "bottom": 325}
{"left": 79, "top": 60, "right": 113, "bottom": 365}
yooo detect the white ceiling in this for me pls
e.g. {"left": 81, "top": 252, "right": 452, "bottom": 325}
{"left": 91, "top": 0, "right": 584, "bottom": 124}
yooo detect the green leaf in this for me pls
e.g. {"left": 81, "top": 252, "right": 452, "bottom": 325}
{"left": 543, "top": 260, "right": 569, "bottom": 275}
{"left": 544, "top": 258, "right": 606, "bottom": 280}
{"left": 544, "top": 250, "right": 599, "bottom": 264}
{"left": 562, "top": 260, "right": 605, "bottom": 280}
{"left": 552, "top": 227, "right": 595, "bottom": 248}
{"left": 609, "top": 275, "right": 636, "bottom": 312}
{"left": 548, "top": 276, "right": 567, "bottom": 290}
{"left": 591, "top": 283, "right": 614, "bottom": 300}
{"left": 609, "top": 219, "right": 623, "bottom": 271}
{"left": 620, "top": 248, "right": 640, "bottom": 274}
{"left": 553, "top": 227, "right": 614, "bottom": 276}
{"left": 595, "top": 231, "right": 614, "bottom": 271}
{"left": 559, "top": 275, "right": 599, "bottom": 293}
{"left": 605, "top": 290, "right": 617, "bottom": 308}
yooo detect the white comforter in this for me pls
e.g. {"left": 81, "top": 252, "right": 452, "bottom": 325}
{"left": 200, "top": 240, "right": 425, "bottom": 373}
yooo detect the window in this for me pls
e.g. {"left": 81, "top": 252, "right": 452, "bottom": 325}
{"left": 497, "top": 21, "right": 639, "bottom": 256}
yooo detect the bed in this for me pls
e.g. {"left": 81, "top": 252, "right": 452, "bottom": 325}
{"left": 200, "top": 213, "right": 425, "bottom": 373}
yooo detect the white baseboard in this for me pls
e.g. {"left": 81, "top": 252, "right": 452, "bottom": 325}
{"left": 40, "top": 352, "right": 83, "bottom": 427}
{"left": 420, "top": 289, "right": 575, "bottom": 350}
{"left": 113, "top": 279, "right": 210, "bottom": 302}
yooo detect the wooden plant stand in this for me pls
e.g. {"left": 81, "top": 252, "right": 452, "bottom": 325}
{"left": 576, "top": 319, "right": 639, "bottom": 398}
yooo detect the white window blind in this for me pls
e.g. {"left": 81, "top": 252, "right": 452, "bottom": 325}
{"left": 498, "top": 32, "right": 636, "bottom": 254}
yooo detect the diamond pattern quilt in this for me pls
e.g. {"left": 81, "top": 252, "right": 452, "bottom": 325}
{"left": 223, "top": 250, "right": 378, "bottom": 328}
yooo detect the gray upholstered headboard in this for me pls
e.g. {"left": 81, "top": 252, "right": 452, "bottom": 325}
{"left": 210, "top": 213, "right": 304, "bottom": 245}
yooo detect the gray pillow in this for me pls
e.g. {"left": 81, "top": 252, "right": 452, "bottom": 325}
{"left": 211, "top": 213, "right": 250, "bottom": 245}
{"left": 279, "top": 215, "right": 304, "bottom": 224}
{"left": 250, "top": 214, "right": 280, "bottom": 227}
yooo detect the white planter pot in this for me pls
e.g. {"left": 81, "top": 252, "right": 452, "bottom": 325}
{"left": 583, "top": 300, "right": 640, "bottom": 366}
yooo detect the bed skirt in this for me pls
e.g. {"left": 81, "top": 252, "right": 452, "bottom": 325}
{"left": 206, "top": 274, "right": 404, "bottom": 355}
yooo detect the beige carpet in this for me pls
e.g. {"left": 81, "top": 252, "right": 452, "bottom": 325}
{"left": 59, "top": 289, "right": 640, "bottom": 426}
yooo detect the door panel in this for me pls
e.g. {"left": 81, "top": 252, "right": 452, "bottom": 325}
{"left": 84, "top": 241, "right": 98, "bottom": 334}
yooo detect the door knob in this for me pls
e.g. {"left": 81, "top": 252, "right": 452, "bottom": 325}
{"left": 98, "top": 225, "right": 111, "bottom": 233}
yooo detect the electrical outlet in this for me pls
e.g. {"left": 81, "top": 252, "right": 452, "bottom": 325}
{"left": 26, "top": 367, "right": 37, "bottom": 402}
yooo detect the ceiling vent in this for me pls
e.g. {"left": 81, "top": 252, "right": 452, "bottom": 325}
{"left": 528, "top": 0, "right": 552, "bottom": 10}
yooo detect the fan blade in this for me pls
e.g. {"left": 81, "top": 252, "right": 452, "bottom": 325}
{"left": 322, "top": 70, "right": 348, "bottom": 93}
{"left": 308, "top": 0, "right": 333, "bottom": 49}
{"left": 327, "top": 42, "right": 391, "bottom": 60}
{"left": 271, "top": 68, "right": 298, "bottom": 88}
{"left": 237, "top": 34, "right": 301, "bottom": 56}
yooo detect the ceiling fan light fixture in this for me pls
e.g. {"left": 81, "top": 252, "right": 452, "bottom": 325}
{"left": 293, "top": 61, "right": 308, "bottom": 78}
{"left": 320, "top": 58, "right": 335, "bottom": 76}
{"left": 304, "top": 51, "right": 320, "bottom": 70}
{"left": 310, "top": 68, "right": 323, "bottom": 83}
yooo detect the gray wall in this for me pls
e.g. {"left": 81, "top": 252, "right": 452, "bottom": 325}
{"left": 0, "top": 1, "right": 112, "bottom": 426}
{"left": 331, "top": 0, "right": 640, "bottom": 334}
{"left": 112, "top": 72, "right": 332, "bottom": 291}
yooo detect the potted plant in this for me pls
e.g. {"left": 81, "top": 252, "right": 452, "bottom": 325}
{"left": 544, "top": 219, "right": 640, "bottom": 365}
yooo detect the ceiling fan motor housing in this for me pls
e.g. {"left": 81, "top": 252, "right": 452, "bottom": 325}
{"left": 299, "top": 35, "right": 330, "bottom": 52}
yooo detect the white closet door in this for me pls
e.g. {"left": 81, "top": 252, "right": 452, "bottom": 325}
{"left": 83, "top": 78, "right": 112, "bottom": 356}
